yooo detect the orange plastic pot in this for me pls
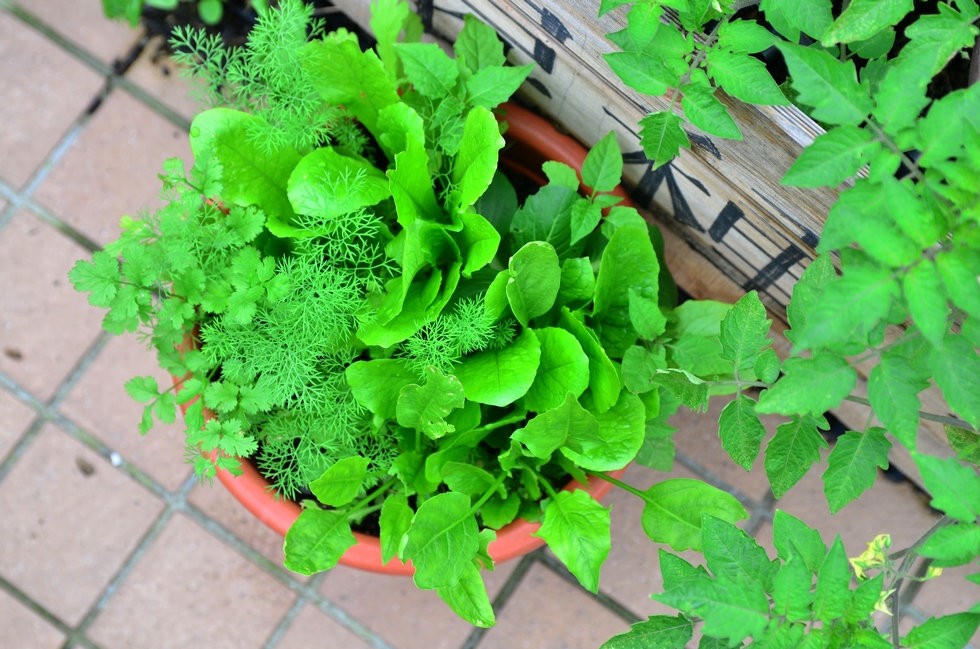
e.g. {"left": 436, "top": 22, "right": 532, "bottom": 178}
{"left": 177, "top": 102, "right": 635, "bottom": 576}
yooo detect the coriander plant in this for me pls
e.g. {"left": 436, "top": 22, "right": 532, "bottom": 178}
{"left": 597, "top": 1, "right": 980, "bottom": 648}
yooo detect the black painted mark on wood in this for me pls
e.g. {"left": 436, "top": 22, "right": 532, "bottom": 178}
{"left": 525, "top": 76, "right": 552, "bottom": 97}
{"left": 685, "top": 131, "right": 722, "bottom": 160}
{"left": 672, "top": 166, "right": 710, "bottom": 196}
{"left": 533, "top": 39, "right": 556, "bottom": 73}
{"left": 744, "top": 244, "right": 807, "bottom": 291}
{"left": 708, "top": 201, "right": 744, "bottom": 243}
{"left": 541, "top": 9, "right": 572, "bottom": 43}
{"left": 801, "top": 229, "right": 819, "bottom": 249}
{"left": 624, "top": 152, "right": 704, "bottom": 233}
{"left": 418, "top": 0, "right": 434, "bottom": 31}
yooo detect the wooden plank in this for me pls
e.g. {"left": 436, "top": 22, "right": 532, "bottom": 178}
{"left": 331, "top": 0, "right": 953, "bottom": 487}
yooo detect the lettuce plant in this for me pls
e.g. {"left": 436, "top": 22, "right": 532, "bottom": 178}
{"left": 597, "top": 1, "right": 980, "bottom": 647}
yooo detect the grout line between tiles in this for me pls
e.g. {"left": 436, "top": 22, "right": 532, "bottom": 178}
{"left": 0, "top": 575, "right": 101, "bottom": 649}
{"left": 48, "top": 331, "right": 113, "bottom": 409}
{"left": 459, "top": 552, "right": 536, "bottom": 649}
{"left": 259, "top": 573, "right": 329, "bottom": 649}
{"left": 535, "top": 550, "right": 644, "bottom": 626}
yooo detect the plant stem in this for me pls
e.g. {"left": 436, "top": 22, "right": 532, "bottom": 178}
{"left": 865, "top": 120, "right": 925, "bottom": 183}
{"left": 843, "top": 395, "right": 979, "bottom": 432}
{"left": 469, "top": 411, "right": 528, "bottom": 436}
{"left": 587, "top": 471, "right": 648, "bottom": 501}
{"left": 468, "top": 471, "right": 509, "bottom": 515}
{"left": 887, "top": 516, "right": 956, "bottom": 649}
{"left": 346, "top": 477, "right": 397, "bottom": 516}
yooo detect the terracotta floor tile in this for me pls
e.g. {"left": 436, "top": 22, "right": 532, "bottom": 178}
{"left": 187, "top": 480, "right": 291, "bottom": 568}
{"left": 672, "top": 393, "right": 788, "bottom": 503}
{"left": 0, "top": 12, "right": 105, "bottom": 189}
{"left": 60, "top": 333, "right": 192, "bottom": 491}
{"left": 0, "top": 423, "right": 164, "bottom": 626}
{"left": 755, "top": 449, "right": 939, "bottom": 559}
{"left": 0, "top": 210, "right": 105, "bottom": 400}
{"left": 275, "top": 604, "right": 372, "bottom": 649}
{"left": 600, "top": 462, "right": 711, "bottom": 618}
{"left": 88, "top": 513, "right": 295, "bottom": 649}
{"left": 14, "top": 0, "right": 141, "bottom": 66}
{"left": 33, "top": 89, "right": 192, "bottom": 246}
{"left": 318, "top": 565, "right": 475, "bottom": 649}
{"left": 0, "top": 387, "right": 37, "bottom": 463}
{"left": 480, "top": 562, "right": 630, "bottom": 649}
{"left": 124, "top": 36, "right": 205, "bottom": 122}
{"left": 0, "top": 587, "right": 65, "bottom": 649}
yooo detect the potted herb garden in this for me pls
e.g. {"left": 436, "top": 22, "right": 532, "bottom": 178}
{"left": 76, "top": 0, "right": 980, "bottom": 643}
{"left": 71, "top": 0, "right": 748, "bottom": 627}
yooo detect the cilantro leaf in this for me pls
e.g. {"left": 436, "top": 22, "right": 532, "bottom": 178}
{"left": 69, "top": 252, "right": 120, "bottom": 308}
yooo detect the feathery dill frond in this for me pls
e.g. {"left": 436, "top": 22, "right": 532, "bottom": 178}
{"left": 293, "top": 209, "right": 395, "bottom": 291}
{"left": 169, "top": 0, "right": 356, "bottom": 155}
{"left": 401, "top": 296, "right": 497, "bottom": 379}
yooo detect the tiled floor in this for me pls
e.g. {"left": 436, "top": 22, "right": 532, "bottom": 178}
{"left": 0, "top": 2, "right": 974, "bottom": 648}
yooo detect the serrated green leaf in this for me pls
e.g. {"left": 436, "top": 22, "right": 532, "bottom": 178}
{"left": 913, "top": 452, "right": 980, "bottom": 523}
{"left": 757, "top": 353, "right": 857, "bottom": 416}
{"left": 821, "top": 0, "right": 913, "bottom": 46}
{"left": 773, "top": 510, "right": 826, "bottom": 574}
{"left": 787, "top": 255, "right": 836, "bottom": 345}
{"left": 936, "top": 250, "right": 980, "bottom": 320}
{"left": 571, "top": 199, "right": 603, "bottom": 245}
{"left": 719, "top": 19, "right": 777, "bottom": 53}
{"left": 535, "top": 489, "right": 610, "bottom": 592}
{"left": 650, "top": 369, "right": 709, "bottom": 412}
{"left": 629, "top": 289, "right": 668, "bottom": 341}
{"left": 946, "top": 426, "right": 980, "bottom": 466}
{"left": 762, "top": 0, "right": 833, "bottom": 39}
{"left": 783, "top": 126, "right": 879, "bottom": 187}
{"left": 702, "top": 514, "right": 779, "bottom": 592}
{"left": 465, "top": 64, "right": 533, "bottom": 109}
{"left": 903, "top": 613, "right": 980, "bottom": 649}
{"left": 654, "top": 575, "right": 769, "bottom": 644}
{"left": 600, "top": 615, "right": 693, "bottom": 649}
{"left": 852, "top": 27, "right": 897, "bottom": 59}
{"left": 394, "top": 42, "right": 458, "bottom": 98}
{"left": 309, "top": 456, "right": 370, "bottom": 507}
{"left": 283, "top": 509, "right": 356, "bottom": 575}
{"left": 813, "top": 535, "right": 850, "bottom": 622}
{"left": 396, "top": 367, "right": 466, "bottom": 440}
{"left": 773, "top": 556, "right": 814, "bottom": 621}
{"left": 379, "top": 494, "right": 413, "bottom": 565}
{"left": 823, "top": 427, "right": 891, "bottom": 514}
{"left": 582, "top": 131, "right": 624, "bottom": 193}
{"left": 638, "top": 111, "right": 691, "bottom": 169}
{"left": 904, "top": 262, "right": 949, "bottom": 348}
{"left": 795, "top": 266, "right": 900, "bottom": 351}
{"left": 766, "top": 414, "right": 829, "bottom": 498}
{"left": 920, "top": 523, "right": 980, "bottom": 565}
{"left": 543, "top": 161, "right": 580, "bottom": 191}
{"left": 868, "top": 352, "right": 927, "bottom": 450}
{"left": 719, "top": 394, "right": 768, "bottom": 471}
{"left": 639, "top": 478, "right": 748, "bottom": 552}
{"left": 402, "top": 491, "right": 480, "bottom": 589}
{"left": 846, "top": 572, "right": 885, "bottom": 624}
{"left": 720, "top": 291, "right": 772, "bottom": 371}
{"left": 455, "top": 14, "right": 505, "bottom": 73}
{"left": 680, "top": 86, "right": 742, "bottom": 140}
{"left": 707, "top": 49, "right": 788, "bottom": 106}
{"left": 930, "top": 335, "right": 980, "bottom": 428}
{"left": 125, "top": 376, "right": 160, "bottom": 403}
{"left": 775, "top": 43, "right": 871, "bottom": 126}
